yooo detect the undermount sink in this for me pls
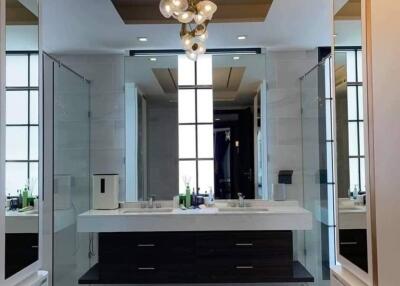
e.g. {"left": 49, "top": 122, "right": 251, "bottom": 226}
{"left": 218, "top": 207, "right": 269, "bottom": 212}
{"left": 122, "top": 208, "right": 173, "bottom": 214}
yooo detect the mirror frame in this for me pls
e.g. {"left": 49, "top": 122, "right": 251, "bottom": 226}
{"left": 0, "top": 0, "right": 42, "bottom": 284}
{"left": 332, "top": 0, "right": 375, "bottom": 284}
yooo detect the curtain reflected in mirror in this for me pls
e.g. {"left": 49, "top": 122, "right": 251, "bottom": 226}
{"left": 4, "top": 0, "right": 39, "bottom": 279}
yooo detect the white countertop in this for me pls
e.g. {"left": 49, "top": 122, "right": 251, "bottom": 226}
{"left": 6, "top": 210, "right": 39, "bottom": 234}
{"left": 338, "top": 198, "right": 367, "bottom": 230}
{"left": 6, "top": 208, "right": 76, "bottom": 234}
{"left": 77, "top": 200, "right": 313, "bottom": 233}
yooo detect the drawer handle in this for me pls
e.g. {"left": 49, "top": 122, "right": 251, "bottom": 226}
{"left": 340, "top": 242, "right": 358, "bottom": 245}
{"left": 137, "top": 244, "right": 156, "bottom": 247}
{"left": 32, "top": 245, "right": 39, "bottom": 249}
{"left": 235, "top": 243, "right": 253, "bottom": 247}
{"left": 236, "top": 266, "right": 254, "bottom": 270}
{"left": 138, "top": 267, "right": 156, "bottom": 271}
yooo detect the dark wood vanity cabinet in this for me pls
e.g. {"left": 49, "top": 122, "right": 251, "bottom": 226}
{"left": 79, "top": 231, "right": 313, "bottom": 284}
{"left": 339, "top": 229, "right": 368, "bottom": 273}
{"left": 5, "top": 234, "right": 39, "bottom": 279}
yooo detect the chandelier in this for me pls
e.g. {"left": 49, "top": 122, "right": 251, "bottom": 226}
{"left": 159, "top": 0, "right": 217, "bottom": 61}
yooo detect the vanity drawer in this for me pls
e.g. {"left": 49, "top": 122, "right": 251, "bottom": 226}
{"left": 196, "top": 260, "right": 295, "bottom": 283}
{"left": 99, "top": 262, "right": 195, "bottom": 284}
{"left": 99, "top": 232, "right": 195, "bottom": 263}
{"left": 196, "top": 231, "right": 293, "bottom": 260}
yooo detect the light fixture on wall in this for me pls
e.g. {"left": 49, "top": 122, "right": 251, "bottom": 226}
{"left": 159, "top": 0, "right": 217, "bottom": 61}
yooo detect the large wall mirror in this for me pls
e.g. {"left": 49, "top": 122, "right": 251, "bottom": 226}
{"left": 334, "top": 0, "right": 369, "bottom": 278}
{"left": 124, "top": 53, "right": 267, "bottom": 202}
{"left": 4, "top": 0, "right": 39, "bottom": 279}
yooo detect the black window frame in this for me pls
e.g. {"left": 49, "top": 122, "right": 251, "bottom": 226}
{"left": 5, "top": 50, "right": 39, "bottom": 196}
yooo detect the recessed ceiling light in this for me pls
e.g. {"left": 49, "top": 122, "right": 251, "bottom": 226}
{"left": 233, "top": 56, "right": 240, "bottom": 60}
{"left": 138, "top": 37, "right": 148, "bottom": 42}
{"left": 149, "top": 57, "right": 157, "bottom": 62}
{"left": 237, "top": 35, "right": 247, "bottom": 40}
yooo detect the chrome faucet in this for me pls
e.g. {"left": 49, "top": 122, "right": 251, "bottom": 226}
{"left": 238, "top": 193, "right": 245, "bottom": 208}
{"left": 148, "top": 195, "right": 156, "bottom": 208}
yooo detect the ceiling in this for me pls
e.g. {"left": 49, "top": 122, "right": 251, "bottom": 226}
{"left": 111, "top": 0, "right": 273, "bottom": 24}
{"left": 6, "top": 0, "right": 38, "bottom": 25}
{"left": 42, "top": 0, "right": 332, "bottom": 54}
{"left": 125, "top": 54, "right": 266, "bottom": 108}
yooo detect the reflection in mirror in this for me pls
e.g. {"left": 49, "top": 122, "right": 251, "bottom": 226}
{"left": 4, "top": 0, "right": 39, "bottom": 279}
{"left": 334, "top": 0, "right": 368, "bottom": 273}
{"left": 125, "top": 53, "right": 266, "bottom": 202}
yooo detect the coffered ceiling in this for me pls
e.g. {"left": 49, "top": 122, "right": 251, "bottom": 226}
{"left": 111, "top": 0, "right": 273, "bottom": 24}
{"left": 41, "top": 0, "right": 332, "bottom": 54}
{"left": 6, "top": 0, "right": 38, "bottom": 25}
{"left": 335, "top": 0, "right": 361, "bottom": 20}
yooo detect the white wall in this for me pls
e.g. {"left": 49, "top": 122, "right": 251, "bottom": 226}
{"left": 6, "top": 25, "right": 38, "bottom": 51}
{"left": 266, "top": 50, "right": 318, "bottom": 203}
{"left": 55, "top": 55, "right": 126, "bottom": 201}
{"left": 369, "top": 0, "right": 400, "bottom": 284}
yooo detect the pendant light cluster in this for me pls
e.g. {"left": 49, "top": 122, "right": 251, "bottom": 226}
{"left": 159, "top": 0, "right": 217, "bottom": 61}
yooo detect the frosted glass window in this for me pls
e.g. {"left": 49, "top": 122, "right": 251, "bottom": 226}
{"left": 198, "top": 160, "right": 214, "bottom": 194}
{"left": 6, "top": 127, "right": 28, "bottom": 160}
{"left": 357, "top": 50, "right": 363, "bottom": 82}
{"left": 359, "top": 122, "right": 365, "bottom": 156}
{"left": 29, "top": 162, "right": 39, "bottom": 196}
{"left": 6, "top": 162, "right": 28, "bottom": 196}
{"left": 197, "top": 124, "right": 214, "bottom": 158}
{"left": 347, "top": 86, "right": 357, "bottom": 120}
{"left": 325, "top": 100, "right": 332, "bottom": 140}
{"left": 6, "top": 55, "right": 29, "bottom": 87}
{"left": 6, "top": 90, "right": 28, "bottom": 124}
{"left": 360, "top": 158, "right": 366, "bottom": 192}
{"left": 197, "top": 55, "right": 213, "bottom": 85}
{"left": 178, "top": 55, "right": 195, "bottom": 86}
{"left": 197, "top": 89, "right": 213, "bottom": 123}
{"left": 30, "top": 54, "right": 39, "bottom": 87}
{"left": 348, "top": 122, "right": 359, "bottom": 156}
{"left": 30, "top": 91, "right": 39, "bottom": 124}
{"left": 349, "top": 158, "right": 359, "bottom": 190}
{"left": 178, "top": 89, "right": 196, "bottom": 123}
{"left": 358, "top": 86, "right": 364, "bottom": 120}
{"left": 30, "top": 126, "right": 39, "bottom": 160}
{"left": 179, "top": 125, "right": 196, "bottom": 159}
{"left": 346, "top": 51, "right": 356, "bottom": 82}
{"left": 179, "top": 161, "right": 197, "bottom": 194}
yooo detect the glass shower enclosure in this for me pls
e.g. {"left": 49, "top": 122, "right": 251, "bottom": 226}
{"left": 43, "top": 54, "right": 91, "bottom": 286}
{"left": 300, "top": 55, "right": 336, "bottom": 286}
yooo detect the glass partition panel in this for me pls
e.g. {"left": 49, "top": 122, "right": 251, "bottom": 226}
{"left": 53, "top": 63, "right": 91, "bottom": 286}
{"left": 301, "top": 56, "right": 335, "bottom": 286}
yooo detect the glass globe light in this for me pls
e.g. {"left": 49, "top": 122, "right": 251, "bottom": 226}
{"left": 197, "top": 30, "right": 208, "bottom": 42}
{"left": 171, "top": 0, "right": 189, "bottom": 12}
{"left": 194, "top": 12, "right": 207, "bottom": 25}
{"left": 190, "top": 42, "right": 206, "bottom": 55}
{"left": 186, "top": 50, "right": 198, "bottom": 61}
{"left": 181, "top": 34, "right": 194, "bottom": 50}
{"left": 159, "top": 0, "right": 173, "bottom": 18}
{"left": 176, "top": 10, "right": 195, "bottom": 24}
{"left": 196, "top": 1, "right": 217, "bottom": 20}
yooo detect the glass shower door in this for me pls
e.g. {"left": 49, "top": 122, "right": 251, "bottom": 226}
{"left": 53, "top": 64, "right": 90, "bottom": 286}
{"left": 301, "top": 56, "right": 335, "bottom": 286}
